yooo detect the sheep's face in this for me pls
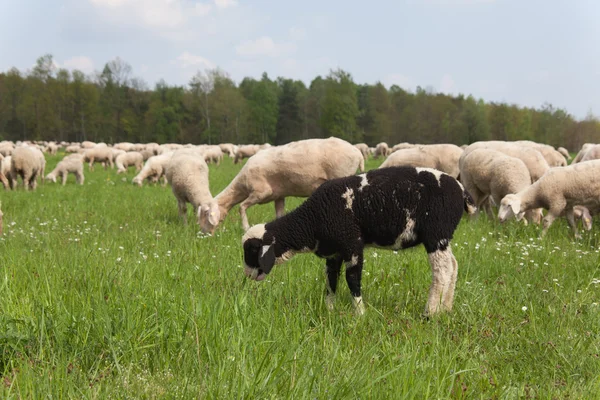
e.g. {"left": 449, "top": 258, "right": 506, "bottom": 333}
{"left": 242, "top": 224, "right": 275, "bottom": 282}
{"left": 197, "top": 202, "right": 221, "bottom": 234}
{"left": 498, "top": 194, "right": 524, "bottom": 222}
{"left": 45, "top": 174, "right": 56, "bottom": 183}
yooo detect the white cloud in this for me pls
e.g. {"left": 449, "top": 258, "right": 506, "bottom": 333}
{"left": 236, "top": 36, "right": 296, "bottom": 57}
{"left": 174, "top": 52, "right": 215, "bottom": 69}
{"left": 439, "top": 73, "right": 456, "bottom": 93}
{"left": 195, "top": 2, "right": 212, "bottom": 16}
{"left": 89, "top": 0, "right": 195, "bottom": 29}
{"left": 384, "top": 73, "right": 416, "bottom": 91}
{"left": 214, "top": 0, "right": 238, "bottom": 8}
{"left": 289, "top": 27, "right": 306, "bottom": 41}
{"left": 63, "top": 56, "right": 95, "bottom": 73}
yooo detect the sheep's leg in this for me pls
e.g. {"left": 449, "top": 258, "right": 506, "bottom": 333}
{"left": 76, "top": 171, "right": 84, "bottom": 185}
{"left": 565, "top": 208, "right": 581, "bottom": 239}
{"left": 61, "top": 172, "right": 67, "bottom": 186}
{"left": 541, "top": 209, "right": 561, "bottom": 237}
{"left": 425, "top": 247, "right": 455, "bottom": 316}
{"left": 345, "top": 253, "right": 365, "bottom": 315}
{"left": 324, "top": 256, "right": 343, "bottom": 311}
{"left": 22, "top": 171, "right": 32, "bottom": 191}
{"left": 240, "top": 192, "right": 270, "bottom": 231}
{"left": 442, "top": 250, "right": 458, "bottom": 310}
{"left": 274, "top": 198, "right": 285, "bottom": 218}
{"left": 178, "top": 200, "right": 188, "bottom": 225}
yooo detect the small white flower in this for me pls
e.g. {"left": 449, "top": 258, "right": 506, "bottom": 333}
{"left": 577, "top": 290, "right": 582, "bottom": 293}
{"left": 542, "top": 289, "right": 549, "bottom": 293}
{"left": 522, "top": 306, "right": 528, "bottom": 312}
{"left": 116, "top": 257, "right": 122, "bottom": 262}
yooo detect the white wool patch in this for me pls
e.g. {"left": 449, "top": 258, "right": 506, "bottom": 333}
{"left": 341, "top": 187, "right": 355, "bottom": 210}
{"left": 415, "top": 167, "right": 445, "bottom": 186}
{"left": 241, "top": 223, "right": 266, "bottom": 244}
{"left": 358, "top": 174, "right": 369, "bottom": 191}
{"left": 348, "top": 255, "right": 359, "bottom": 267}
{"left": 390, "top": 210, "right": 417, "bottom": 249}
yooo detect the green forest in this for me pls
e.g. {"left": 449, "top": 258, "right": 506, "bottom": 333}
{"left": 1, "top": 54, "right": 599, "bottom": 150}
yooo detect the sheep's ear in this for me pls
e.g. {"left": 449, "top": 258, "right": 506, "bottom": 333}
{"left": 509, "top": 199, "right": 521, "bottom": 215}
{"left": 208, "top": 203, "right": 220, "bottom": 226}
{"left": 258, "top": 244, "right": 276, "bottom": 274}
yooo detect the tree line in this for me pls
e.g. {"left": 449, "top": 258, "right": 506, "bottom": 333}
{"left": 1, "top": 54, "right": 599, "bottom": 150}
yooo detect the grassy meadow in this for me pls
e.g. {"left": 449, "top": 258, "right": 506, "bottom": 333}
{"left": 1, "top": 154, "right": 600, "bottom": 399}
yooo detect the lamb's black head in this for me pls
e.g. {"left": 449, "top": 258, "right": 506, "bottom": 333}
{"left": 242, "top": 224, "right": 276, "bottom": 281}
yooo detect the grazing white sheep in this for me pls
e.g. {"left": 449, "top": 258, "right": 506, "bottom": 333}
{"left": 46, "top": 154, "right": 85, "bottom": 185}
{"left": 498, "top": 159, "right": 600, "bottom": 238}
{"left": 199, "top": 137, "right": 365, "bottom": 233}
{"left": 83, "top": 147, "right": 114, "bottom": 171}
{"left": 0, "top": 155, "right": 9, "bottom": 189}
{"left": 513, "top": 140, "right": 567, "bottom": 167}
{"left": 374, "top": 142, "right": 391, "bottom": 159}
{"left": 115, "top": 152, "right": 144, "bottom": 174}
{"left": 234, "top": 144, "right": 260, "bottom": 164}
{"left": 459, "top": 149, "right": 542, "bottom": 224}
{"left": 203, "top": 146, "right": 224, "bottom": 165}
{"left": 219, "top": 143, "right": 237, "bottom": 158}
{"left": 10, "top": 146, "right": 46, "bottom": 190}
{"left": 242, "top": 166, "right": 476, "bottom": 316}
{"left": 132, "top": 152, "right": 174, "bottom": 186}
{"left": 391, "top": 142, "right": 417, "bottom": 153}
{"left": 557, "top": 147, "right": 571, "bottom": 161}
{"left": 353, "top": 143, "right": 370, "bottom": 159}
{"left": 572, "top": 143, "right": 595, "bottom": 164}
{"left": 165, "top": 150, "right": 219, "bottom": 226}
{"left": 579, "top": 144, "right": 600, "bottom": 163}
{"left": 380, "top": 144, "right": 463, "bottom": 178}
{"left": 461, "top": 141, "right": 550, "bottom": 182}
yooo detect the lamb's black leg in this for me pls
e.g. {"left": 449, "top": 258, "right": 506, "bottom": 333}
{"left": 325, "top": 255, "right": 343, "bottom": 311}
{"left": 345, "top": 253, "right": 365, "bottom": 315}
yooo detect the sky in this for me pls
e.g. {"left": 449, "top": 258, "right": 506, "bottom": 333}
{"left": 1, "top": 0, "right": 599, "bottom": 119}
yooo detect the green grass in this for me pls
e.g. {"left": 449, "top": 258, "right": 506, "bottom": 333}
{"left": 1, "top": 154, "right": 600, "bottom": 399}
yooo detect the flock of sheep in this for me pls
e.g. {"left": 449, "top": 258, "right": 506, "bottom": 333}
{"left": 1, "top": 137, "right": 598, "bottom": 315}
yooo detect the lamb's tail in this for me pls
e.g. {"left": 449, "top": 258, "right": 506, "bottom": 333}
{"left": 463, "top": 188, "right": 477, "bottom": 215}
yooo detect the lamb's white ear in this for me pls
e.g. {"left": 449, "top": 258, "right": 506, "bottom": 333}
{"left": 509, "top": 198, "right": 521, "bottom": 215}
{"left": 208, "top": 202, "right": 220, "bottom": 226}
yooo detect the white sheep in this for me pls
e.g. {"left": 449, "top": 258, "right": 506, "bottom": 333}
{"left": 353, "top": 143, "right": 370, "bottom": 159}
{"left": 380, "top": 144, "right": 463, "bottom": 178}
{"left": 203, "top": 146, "right": 224, "bottom": 165}
{"left": 514, "top": 140, "right": 567, "bottom": 167}
{"left": 10, "top": 146, "right": 46, "bottom": 190}
{"left": 165, "top": 150, "right": 219, "bottom": 226}
{"left": 557, "top": 147, "right": 571, "bottom": 161}
{"left": 234, "top": 144, "right": 260, "bottom": 164}
{"left": 115, "top": 152, "right": 144, "bottom": 174}
{"left": 579, "top": 144, "right": 600, "bottom": 163}
{"left": 132, "top": 152, "right": 174, "bottom": 186}
{"left": 572, "top": 143, "right": 595, "bottom": 164}
{"left": 219, "top": 143, "right": 237, "bottom": 158}
{"left": 461, "top": 141, "right": 549, "bottom": 182}
{"left": 459, "top": 149, "right": 542, "bottom": 223}
{"left": 83, "top": 147, "right": 114, "bottom": 171}
{"left": 498, "top": 159, "right": 600, "bottom": 238}
{"left": 199, "top": 137, "right": 365, "bottom": 233}
{"left": 46, "top": 154, "right": 85, "bottom": 185}
{"left": 374, "top": 142, "right": 391, "bottom": 159}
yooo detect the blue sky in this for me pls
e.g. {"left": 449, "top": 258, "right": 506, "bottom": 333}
{"left": 1, "top": 0, "right": 599, "bottom": 118}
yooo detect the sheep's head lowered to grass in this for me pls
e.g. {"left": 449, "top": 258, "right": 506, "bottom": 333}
{"left": 241, "top": 224, "right": 275, "bottom": 281}
{"left": 498, "top": 194, "right": 525, "bottom": 222}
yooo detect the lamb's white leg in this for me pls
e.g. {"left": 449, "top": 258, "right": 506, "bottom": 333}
{"left": 425, "top": 248, "right": 454, "bottom": 316}
{"left": 442, "top": 251, "right": 458, "bottom": 310}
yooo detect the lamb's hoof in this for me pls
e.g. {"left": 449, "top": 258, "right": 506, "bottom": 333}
{"left": 325, "top": 294, "right": 335, "bottom": 311}
{"left": 352, "top": 296, "right": 365, "bottom": 316}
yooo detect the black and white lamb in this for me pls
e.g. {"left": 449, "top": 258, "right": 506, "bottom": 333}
{"left": 242, "top": 166, "right": 476, "bottom": 316}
